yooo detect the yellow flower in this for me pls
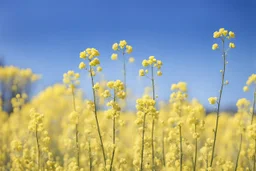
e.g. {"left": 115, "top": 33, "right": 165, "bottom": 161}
{"left": 126, "top": 45, "right": 133, "bottom": 54}
{"left": 97, "top": 66, "right": 102, "bottom": 72}
{"left": 223, "top": 30, "right": 228, "bottom": 36}
{"left": 79, "top": 62, "right": 86, "bottom": 69}
{"left": 139, "top": 69, "right": 145, "bottom": 76}
{"left": 171, "top": 84, "right": 177, "bottom": 91}
{"left": 212, "top": 43, "right": 219, "bottom": 50}
{"left": 75, "top": 73, "right": 80, "bottom": 79}
{"left": 112, "top": 43, "right": 119, "bottom": 51}
{"left": 229, "top": 31, "right": 235, "bottom": 38}
{"left": 243, "top": 86, "right": 249, "bottom": 92}
{"left": 80, "top": 51, "right": 87, "bottom": 59}
{"left": 157, "top": 71, "right": 162, "bottom": 76}
{"left": 177, "top": 82, "right": 187, "bottom": 92}
{"left": 213, "top": 31, "right": 221, "bottom": 38}
{"left": 208, "top": 97, "right": 217, "bottom": 105}
{"left": 111, "top": 53, "right": 118, "bottom": 60}
{"left": 142, "top": 60, "right": 149, "bottom": 67}
{"left": 219, "top": 28, "right": 225, "bottom": 34}
{"left": 93, "top": 83, "right": 100, "bottom": 90}
{"left": 129, "top": 57, "right": 135, "bottom": 63}
{"left": 229, "top": 42, "right": 235, "bottom": 48}
{"left": 119, "top": 40, "right": 127, "bottom": 49}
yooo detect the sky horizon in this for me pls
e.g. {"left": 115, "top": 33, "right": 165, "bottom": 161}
{"left": 1, "top": 0, "right": 255, "bottom": 109}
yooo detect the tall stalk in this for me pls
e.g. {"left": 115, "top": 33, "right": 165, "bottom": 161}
{"left": 88, "top": 140, "right": 93, "bottom": 171}
{"left": 162, "top": 131, "right": 166, "bottom": 167}
{"left": 35, "top": 124, "right": 41, "bottom": 171}
{"left": 210, "top": 38, "right": 226, "bottom": 167}
{"left": 71, "top": 88, "right": 80, "bottom": 167}
{"left": 234, "top": 134, "right": 243, "bottom": 171}
{"left": 89, "top": 65, "right": 107, "bottom": 166}
{"left": 252, "top": 87, "right": 256, "bottom": 171}
{"left": 122, "top": 51, "right": 127, "bottom": 94}
{"left": 193, "top": 124, "right": 198, "bottom": 171}
{"left": 151, "top": 65, "right": 156, "bottom": 170}
{"left": 250, "top": 87, "right": 256, "bottom": 125}
{"left": 140, "top": 113, "right": 147, "bottom": 171}
{"left": 110, "top": 92, "right": 116, "bottom": 171}
{"left": 179, "top": 125, "right": 183, "bottom": 171}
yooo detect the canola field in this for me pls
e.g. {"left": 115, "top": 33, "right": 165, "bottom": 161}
{"left": 0, "top": 28, "right": 256, "bottom": 171}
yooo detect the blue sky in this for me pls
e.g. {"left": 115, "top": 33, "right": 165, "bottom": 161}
{"left": 0, "top": 0, "right": 255, "bottom": 109}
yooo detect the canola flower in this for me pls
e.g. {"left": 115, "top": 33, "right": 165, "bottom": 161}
{"left": 4, "top": 28, "right": 256, "bottom": 171}
{"left": 139, "top": 55, "right": 163, "bottom": 171}
{"left": 209, "top": 28, "right": 236, "bottom": 167}
{"left": 63, "top": 70, "right": 81, "bottom": 167}
{"left": 78, "top": 47, "right": 107, "bottom": 167}
{"left": 111, "top": 40, "right": 134, "bottom": 95}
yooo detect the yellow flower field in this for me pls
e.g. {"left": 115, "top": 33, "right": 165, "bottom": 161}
{"left": 0, "top": 28, "right": 256, "bottom": 171}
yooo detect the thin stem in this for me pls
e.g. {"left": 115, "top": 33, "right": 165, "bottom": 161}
{"left": 234, "top": 134, "right": 243, "bottom": 171}
{"left": 35, "top": 125, "right": 40, "bottom": 171}
{"left": 193, "top": 124, "right": 198, "bottom": 171}
{"left": 254, "top": 139, "right": 256, "bottom": 171}
{"left": 210, "top": 38, "right": 226, "bottom": 167}
{"left": 72, "top": 88, "right": 80, "bottom": 167}
{"left": 140, "top": 113, "right": 147, "bottom": 171}
{"left": 179, "top": 125, "right": 183, "bottom": 171}
{"left": 251, "top": 87, "right": 256, "bottom": 125}
{"left": 89, "top": 140, "right": 93, "bottom": 171}
{"left": 123, "top": 51, "right": 127, "bottom": 94}
{"left": 162, "top": 131, "right": 166, "bottom": 167}
{"left": 89, "top": 65, "right": 107, "bottom": 166}
{"left": 250, "top": 87, "right": 256, "bottom": 171}
{"left": 110, "top": 92, "right": 116, "bottom": 171}
{"left": 151, "top": 65, "right": 156, "bottom": 171}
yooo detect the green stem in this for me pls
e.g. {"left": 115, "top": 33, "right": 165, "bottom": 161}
{"left": 89, "top": 140, "right": 93, "bottom": 171}
{"left": 72, "top": 88, "right": 80, "bottom": 167}
{"left": 179, "top": 125, "right": 183, "bottom": 171}
{"left": 151, "top": 65, "right": 155, "bottom": 171}
{"left": 123, "top": 51, "right": 127, "bottom": 94}
{"left": 162, "top": 131, "right": 166, "bottom": 167}
{"left": 210, "top": 38, "right": 226, "bottom": 167}
{"left": 251, "top": 87, "right": 256, "bottom": 125}
{"left": 193, "top": 124, "right": 198, "bottom": 171}
{"left": 140, "top": 113, "right": 147, "bottom": 171}
{"left": 254, "top": 139, "right": 256, "bottom": 171}
{"left": 110, "top": 92, "right": 116, "bottom": 171}
{"left": 89, "top": 65, "right": 107, "bottom": 166}
{"left": 234, "top": 134, "right": 243, "bottom": 171}
{"left": 35, "top": 125, "right": 40, "bottom": 171}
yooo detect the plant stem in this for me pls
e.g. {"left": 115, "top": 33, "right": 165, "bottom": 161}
{"left": 110, "top": 92, "right": 116, "bottom": 171}
{"left": 89, "top": 140, "right": 93, "bottom": 171}
{"left": 72, "top": 88, "right": 80, "bottom": 167}
{"left": 251, "top": 87, "right": 256, "bottom": 125}
{"left": 35, "top": 125, "right": 40, "bottom": 171}
{"left": 179, "top": 125, "right": 183, "bottom": 171}
{"left": 234, "top": 134, "right": 243, "bottom": 171}
{"left": 254, "top": 139, "right": 256, "bottom": 171}
{"left": 151, "top": 65, "right": 155, "bottom": 171}
{"left": 140, "top": 113, "right": 147, "bottom": 171}
{"left": 193, "top": 124, "right": 198, "bottom": 171}
{"left": 162, "top": 131, "right": 166, "bottom": 167}
{"left": 89, "top": 65, "right": 107, "bottom": 166}
{"left": 123, "top": 51, "right": 127, "bottom": 94}
{"left": 210, "top": 38, "right": 226, "bottom": 167}
{"left": 249, "top": 87, "right": 256, "bottom": 171}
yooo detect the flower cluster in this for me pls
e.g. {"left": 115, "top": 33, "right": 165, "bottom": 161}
{"left": 79, "top": 48, "right": 102, "bottom": 75}
{"left": 139, "top": 56, "right": 163, "bottom": 77}
{"left": 63, "top": 70, "right": 80, "bottom": 90}
{"left": 212, "top": 28, "right": 236, "bottom": 50}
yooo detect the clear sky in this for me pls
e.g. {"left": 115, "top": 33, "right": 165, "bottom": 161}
{"left": 0, "top": 0, "right": 255, "bottom": 109}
